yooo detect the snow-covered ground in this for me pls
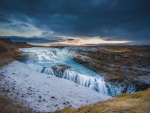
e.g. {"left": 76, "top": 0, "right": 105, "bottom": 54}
{"left": 0, "top": 61, "right": 111, "bottom": 112}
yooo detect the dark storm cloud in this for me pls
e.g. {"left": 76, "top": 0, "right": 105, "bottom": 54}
{"left": 0, "top": 0, "right": 150, "bottom": 44}
{"left": 1, "top": 36, "right": 63, "bottom": 43}
{"left": 66, "top": 39, "right": 75, "bottom": 41}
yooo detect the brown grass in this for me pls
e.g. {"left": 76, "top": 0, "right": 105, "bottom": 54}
{"left": 55, "top": 88, "right": 150, "bottom": 113}
{"left": 0, "top": 96, "right": 34, "bottom": 113}
{"left": 0, "top": 40, "right": 21, "bottom": 67}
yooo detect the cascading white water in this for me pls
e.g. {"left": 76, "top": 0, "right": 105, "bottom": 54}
{"left": 25, "top": 63, "right": 108, "bottom": 95}
{"left": 19, "top": 47, "right": 109, "bottom": 95}
{"left": 62, "top": 70, "right": 108, "bottom": 94}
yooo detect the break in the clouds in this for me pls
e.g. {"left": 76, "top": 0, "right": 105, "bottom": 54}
{"left": 0, "top": 0, "right": 150, "bottom": 45}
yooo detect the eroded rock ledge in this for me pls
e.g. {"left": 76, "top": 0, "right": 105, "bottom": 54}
{"left": 65, "top": 46, "right": 150, "bottom": 96}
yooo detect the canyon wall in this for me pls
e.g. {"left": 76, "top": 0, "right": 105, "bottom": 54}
{"left": 65, "top": 46, "right": 150, "bottom": 96}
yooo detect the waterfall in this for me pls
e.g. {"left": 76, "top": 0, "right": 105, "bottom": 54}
{"left": 34, "top": 66, "right": 108, "bottom": 95}
{"left": 20, "top": 47, "right": 109, "bottom": 95}
{"left": 62, "top": 70, "right": 108, "bottom": 94}
{"left": 26, "top": 63, "right": 108, "bottom": 95}
{"left": 38, "top": 65, "right": 136, "bottom": 97}
{"left": 19, "top": 47, "right": 137, "bottom": 97}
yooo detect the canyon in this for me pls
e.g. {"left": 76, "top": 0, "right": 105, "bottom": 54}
{"left": 0, "top": 38, "right": 150, "bottom": 112}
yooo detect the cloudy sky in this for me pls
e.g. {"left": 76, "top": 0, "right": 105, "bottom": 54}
{"left": 0, "top": 0, "right": 150, "bottom": 46}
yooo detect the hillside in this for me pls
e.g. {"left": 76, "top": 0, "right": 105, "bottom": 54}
{"left": 55, "top": 88, "right": 150, "bottom": 113}
{"left": 0, "top": 38, "right": 31, "bottom": 66}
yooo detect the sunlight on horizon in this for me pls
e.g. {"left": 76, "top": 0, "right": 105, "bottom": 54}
{"left": 29, "top": 37, "right": 131, "bottom": 46}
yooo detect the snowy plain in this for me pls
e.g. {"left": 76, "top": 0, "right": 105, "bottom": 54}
{"left": 0, "top": 61, "right": 111, "bottom": 112}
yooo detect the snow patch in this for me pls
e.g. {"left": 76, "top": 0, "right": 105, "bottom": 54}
{"left": 0, "top": 61, "right": 111, "bottom": 112}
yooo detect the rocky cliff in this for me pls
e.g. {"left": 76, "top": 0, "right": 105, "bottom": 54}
{"left": 65, "top": 46, "right": 150, "bottom": 96}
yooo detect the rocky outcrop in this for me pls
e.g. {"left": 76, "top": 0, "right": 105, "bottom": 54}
{"left": 65, "top": 46, "right": 150, "bottom": 96}
{"left": 0, "top": 38, "right": 13, "bottom": 44}
{"left": 52, "top": 64, "right": 71, "bottom": 78}
{"left": 52, "top": 64, "right": 71, "bottom": 73}
{"left": 0, "top": 38, "right": 32, "bottom": 49}
{"left": 0, "top": 38, "right": 32, "bottom": 64}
